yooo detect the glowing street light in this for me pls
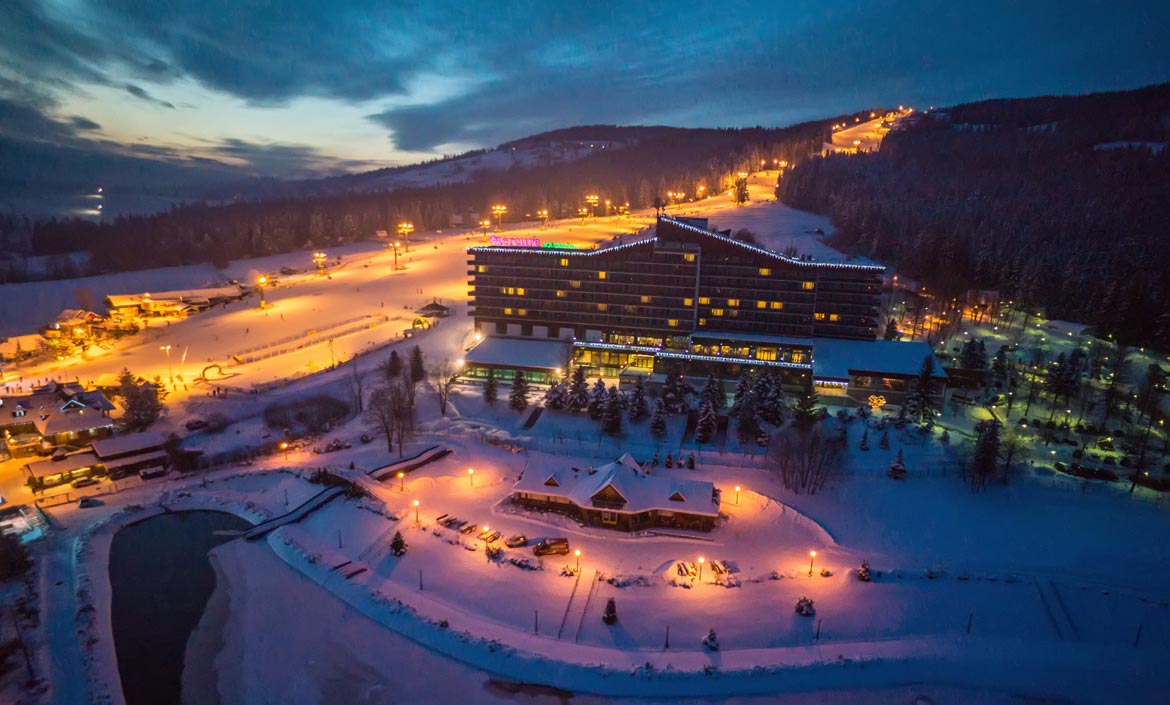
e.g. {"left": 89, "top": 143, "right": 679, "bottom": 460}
{"left": 391, "top": 241, "right": 401, "bottom": 270}
{"left": 574, "top": 548, "right": 581, "bottom": 572}
{"left": 257, "top": 275, "right": 268, "bottom": 308}
{"left": 280, "top": 441, "right": 289, "bottom": 460}
{"left": 734, "top": 485, "right": 741, "bottom": 505}
{"left": 479, "top": 219, "right": 492, "bottom": 239}
{"left": 159, "top": 344, "right": 173, "bottom": 383}
{"left": 398, "top": 471, "right": 405, "bottom": 491}
{"left": 697, "top": 556, "right": 705, "bottom": 582}
{"left": 491, "top": 204, "right": 507, "bottom": 231}
{"left": 808, "top": 550, "right": 817, "bottom": 576}
{"left": 397, "top": 222, "right": 414, "bottom": 252}
{"left": 584, "top": 194, "right": 599, "bottom": 216}
{"left": 537, "top": 208, "right": 549, "bottom": 229}
{"left": 312, "top": 251, "right": 327, "bottom": 275}
{"left": 413, "top": 499, "right": 420, "bottom": 526}
{"left": 468, "top": 467, "right": 475, "bottom": 487}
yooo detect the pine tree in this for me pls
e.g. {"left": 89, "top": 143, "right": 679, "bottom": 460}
{"left": 884, "top": 317, "right": 900, "bottom": 341}
{"left": 588, "top": 378, "right": 608, "bottom": 419}
{"left": 906, "top": 355, "right": 937, "bottom": 423}
{"left": 696, "top": 399, "right": 717, "bottom": 443}
{"left": 661, "top": 365, "right": 690, "bottom": 413}
{"left": 602, "top": 385, "right": 623, "bottom": 436}
{"left": 729, "top": 370, "right": 752, "bottom": 418}
{"left": 509, "top": 370, "right": 530, "bottom": 411}
{"left": 568, "top": 366, "right": 590, "bottom": 411}
{"left": 116, "top": 367, "right": 163, "bottom": 430}
{"left": 792, "top": 378, "right": 820, "bottom": 431}
{"left": 649, "top": 399, "right": 667, "bottom": 438}
{"left": 385, "top": 350, "right": 403, "bottom": 379}
{"left": 627, "top": 376, "right": 649, "bottom": 422}
{"left": 409, "top": 345, "right": 426, "bottom": 384}
{"left": 736, "top": 394, "right": 761, "bottom": 443}
{"left": 543, "top": 382, "right": 568, "bottom": 410}
{"left": 700, "top": 374, "right": 724, "bottom": 412}
{"left": 960, "top": 338, "right": 985, "bottom": 370}
{"left": 390, "top": 531, "right": 408, "bottom": 556}
{"left": 991, "top": 349, "right": 1009, "bottom": 378}
{"left": 971, "top": 420, "right": 1001, "bottom": 491}
{"left": 483, "top": 368, "right": 498, "bottom": 406}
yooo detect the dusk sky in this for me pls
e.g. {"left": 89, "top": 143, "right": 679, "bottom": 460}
{"left": 2, "top": 0, "right": 1168, "bottom": 186}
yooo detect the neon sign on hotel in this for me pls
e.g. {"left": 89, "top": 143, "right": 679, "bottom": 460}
{"left": 489, "top": 236, "right": 578, "bottom": 249}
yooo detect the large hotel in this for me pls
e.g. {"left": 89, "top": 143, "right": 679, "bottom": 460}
{"left": 463, "top": 216, "right": 944, "bottom": 405}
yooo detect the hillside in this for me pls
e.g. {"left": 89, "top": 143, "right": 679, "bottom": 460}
{"left": 780, "top": 83, "right": 1170, "bottom": 347}
{"left": 15, "top": 115, "right": 871, "bottom": 280}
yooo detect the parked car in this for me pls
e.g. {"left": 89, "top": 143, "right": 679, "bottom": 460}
{"left": 185, "top": 419, "right": 208, "bottom": 431}
{"left": 139, "top": 467, "right": 168, "bottom": 480}
{"left": 78, "top": 497, "right": 99, "bottom": 508}
{"left": 533, "top": 538, "right": 570, "bottom": 556}
{"left": 71, "top": 477, "right": 99, "bottom": 489}
{"left": 504, "top": 534, "right": 528, "bottom": 548}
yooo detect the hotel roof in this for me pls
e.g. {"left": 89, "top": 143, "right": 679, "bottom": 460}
{"left": 464, "top": 337, "right": 572, "bottom": 371}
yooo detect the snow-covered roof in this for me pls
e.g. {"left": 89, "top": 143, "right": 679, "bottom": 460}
{"left": 105, "top": 286, "right": 242, "bottom": 309}
{"left": 811, "top": 339, "right": 947, "bottom": 381}
{"left": 102, "top": 450, "right": 168, "bottom": 471}
{"left": 463, "top": 337, "right": 571, "bottom": 371}
{"left": 512, "top": 453, "right": 719, "bottom": 518}
{"left": 91, "top": 431, "right": 166, "bottom": 459}
{"left": 0, "top": 334, "right": 47, "bottom": 357}
{"left": 33, "top": 409, "right": 115, "bottom": 436}
{"left": 24, "top": 451, "right": 99, "bottom": 478}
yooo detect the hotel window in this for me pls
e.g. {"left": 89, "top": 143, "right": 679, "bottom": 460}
{"left": 757, "top": 300, "right": 767, "bottom": 309}
{"left": 814, "top": 313, "right": 826, "bottom": 320}
{"left": 727, "top": 298, "right": 740, "bottom": 307}
{"left": 640, "top": 295, "right": 651, "bottom": 303}
{"left": 477, "top": 265, "right": 488, "bottom": 272}
{"left": 711, "top": 308, "right": 725, "bottom": 317}
{"left": 667, "top": 319, "right": 679, "bottom": 327}
{"left": 759, "top": 268, "right": 771, "bottom": 276}
{"left": 770, "top": 301, "right": 784, "bottom": 310}
{"left": 504, "top": 308, "right": 514, "bottom": 315}
{"left": 802, "top": 281, "right": 816, "bottom": 290}
{"left": 684, "top": 253, "right": 696, "bottom": 263}
{"left": 757, "top": 348, "right": 777, "bottom": 361}
{"left": 829, "top": 314, "right": 839, "bottom": 322}
{"left": 556, "top": 290, "right": 566, "bottom": 298}
{"left": 518, "top": 309, "right": 528, "bottom": 316}
{"left": 792, "top": 351, "right": 805, "bottom": 363}
{"left": 517, "top": 288, "right": 526, "bottom": 296}
{"left": 598, "top": 271, "right": 607, "bottom": 280}
{"left": 683, "top": 297, "right": 694, "bottom": 306}
{"left": 570, "top": 280, "right": 581, "bottom": 288}
{"left": 559, "top": 258, "right": 569, "bottom": 267}
{"left": 698, "top": 296, "right": 711, "bottom": 305}
{"left": 597, "top": 303, "right": 608, "bottom": 311}
{"left": 698, "top": 318, "right": 707, "bottom": 326}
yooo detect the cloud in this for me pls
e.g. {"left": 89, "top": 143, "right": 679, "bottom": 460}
{"left": 125, "top": 84, "right": 176, "bottom": 109}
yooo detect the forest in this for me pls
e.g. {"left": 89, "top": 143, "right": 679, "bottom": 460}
{"left": 780, "top": 83, "right": 1170, "bottom": 347}
{"left": 9, "top": 116, "right": 864, "bottom": 280}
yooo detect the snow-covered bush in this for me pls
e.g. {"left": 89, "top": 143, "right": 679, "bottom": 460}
{"left": 795, "top": 596, "right": 815, "bottom": 617}
{"left": 856, "top": 561, "right": 872, "bottom": 582}
{"left": 702, "top": 628, "right": 720, "bottom": 651}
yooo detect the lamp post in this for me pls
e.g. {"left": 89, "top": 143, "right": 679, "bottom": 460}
{"left": 397, "top": 222, "right": 414, "bottom": 252}
{"left": 479, "top": 219, "right": 491, "bottom": 240}
{"left": 808, "top": 550, "right": 817, "bottom": 577}
{"left": 734, "top": 485, "right": 741, "bottom": 505}
{"left": 468, "top": 468, "right": 475, "bottom": 487}
{"left": 392, "top": 241, "right": 401, "bottom": 270}
{"left": 585, "top": 194, "right": 599, "bottom": 216}
{"left": 537, "top": 209, "right": 549, "bottom": 229}
{"left": 257, "top": 275, "right": 267, "bottom": 308}
{"left": 312, "top": 251, "right": 327, "bottom": 275}
{"left": 697, "top": 556, "right": 705, "bottom": 582}
{"left": 574, "top": 549, "right": 581, "bottom": 573}
{"left": 491, "top": 205, "right": 507, "bottom": 231}
{"left": 398, "top": 471, "right": 405, "bottom": 491}
{"left": 280, "top": 441, "right": 289, "bottom": 460}
{"left": 159, "top": 344, "right": 173, "bottom": 383}
{"left": 413, "top": 499, "right": 420, "bottom": 526}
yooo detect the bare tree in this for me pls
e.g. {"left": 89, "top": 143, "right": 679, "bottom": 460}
{"left": 366, "top": 385, "right": 397, "bottom": 453}
{"left": 430, "top": 358, "right": 458, "bottom": 416}
{"left": 766, "top": 427, "right": 844, "bottom": 495}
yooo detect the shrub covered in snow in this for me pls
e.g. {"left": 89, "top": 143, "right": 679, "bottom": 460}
{"left": 795, "top": 596, "right": 815, "bottom": 617}
{"left": 856, "top": 561, "right": 873, "bottom": 582}
{"left": 702, "top": 628, "right": 720, "bottom": 651}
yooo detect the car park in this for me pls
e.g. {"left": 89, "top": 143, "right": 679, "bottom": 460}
{"left": 533, "top": 538, "right": 570, "bottom": 556}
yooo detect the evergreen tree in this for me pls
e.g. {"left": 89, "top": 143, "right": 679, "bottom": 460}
{"left": 509, "top": 370, "right": 530, "bottom": 411}
{"left": 884, "top": 317, "right": 900, "bottom": 341}
{"left": 661, "top": 365, "right": 691, "bottom": 413}
{"left": 991, "top": 349, "right": 1009, "bottom": 378}
{"left": 700, "top": 374, "right": 725, "bottom": 412}
{"left": 729, "top": 370, "right": 752, "bottom": 418}
{"left": 696, "top": 399, "right": 717, "bottom": 443}
{"left": 970, "top": 420, "right": 1001, "bottom": 492}
{"left": 588, "top": 378, "right": 608, "bottom": 419}
{"left": 409, "top": 345, "right": 426, "bottom": 384}
{"left": 649, "top": 399, "right": 667, "bottom": 438}
{"left": 568, "top": 366, "right": 590, "bottom": 411}
{"left": 385, "top": 350, "right": 403, "bottom": 379}
{"left": 792, "top": 378, "right": 821, "bottom": 431}
{"left": 602, "top": 385, "right": 623, "bottom": 436}
{"left": 627, "top": 376, "right": 649, "bottom": 422}
{"left": 483, "top": 368, "right": 498, "bottom": 406}
{"left": 543, "top": 382, "right": 568, "bottom": 410}
{"left": 116, "top": 367, "right": 163, "bottom": 430}
{"left": 906, "top": 355, "right": 937, "bottom": 423}
{"left": 960, "top": 338, "right": 986, "bottom": 370}
{"left": 736, "top": 394, "right": 761, "bottom": 443}
{"left": 390, "top": 531, "right": 408, "bottom": 556}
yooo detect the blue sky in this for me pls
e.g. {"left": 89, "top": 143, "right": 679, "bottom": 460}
{"left": 1, "top": 0, "right": 1168, "bottom": 186}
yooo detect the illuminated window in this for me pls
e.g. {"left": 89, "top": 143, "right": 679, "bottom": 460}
{"left": 518, "top": 309, "right": 527, "bottom": 316}
{"left": 597, "top": 303, "right": 608, "bottom": 311}
{"left": 814, "top": 313, "right": 826, "bottom": 320}
{"left": 559, "top": 258, "right": 569, "bottom": 267}
{"left": 504, "top": 308, "right": 514, "bottom": 315}
{"left": 477, "top": 265, "right": 488, "bottom": 273}
{"left": 757, "top": 348, "right": 777, "bottom": 361}
{"left": 683, "top": 254, "right": 696, "bottom": 263}
{"left": 640, "top": 295, "right": 651, "bottom": 303}
{"left": 829, "top": 314, "right": 839, "bottom": 322}
{"left": 770, "top": 301, "right": 784, "bottom": 310}
{"left": 802, "top": 281, "right": 815, "bottom": 290}
{"left": 570, "top": 280, "right": 581, "bottom": 288}
{"left": 698, "top": 318, "right": 707, "bottom": 326}
{"left": 759, "top": 268, "right": 771, "bottom": 276}
{"left": 684, "top": 298, "right": 694, "bottom": 306}
{"left": 598, "top": 271, "right": 607, "bottom": 280}
{"left": 727, "top": 298, "right": 740, "bottom": 307}
{"left": 555, "top": 290, "right": 566, "bottom": 298}
{"left": 792, "top": 351, "right": 805, "bottom": 363}
{"left": 757, "top": 300, "right": 767, "bottom": 309}
{"left": 698, "top": 296, "right": 711, "bottom": 305}
{"left": 711, "top": 308, "right": 725, "bottom": 317}
{"left": 517, "top": 288, "right": 526, "bottom": 296}
{"left": 668, "top": 319, "right": 679, "bottom": 327}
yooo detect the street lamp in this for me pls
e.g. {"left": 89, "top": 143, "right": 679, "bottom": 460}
{"left": 398, "top": 471, "right": 405, "bottom": 491}
{"left": 257, "top": 275, "right": 268, "bottom": 308}
{"left": 280, "top": 441, "right": 289, "bottom": 460}
{"left": 391, "top": 241, "right": 401, "bottom": 270}
{"left": 312, "top": 251, "right": 327, "bottom": 275}
{"left": 537, "top": 209, "right": 549, "bottom": 229}
{"left": 468, "top": 467, "right": 475, "bottom": 487}
{"left": 479, "top": 219, "right": 492, "bottom": 240}
{"left": 413, "top": 499, "right": 420, "bottom": 526}
{"left": 491, "top": 205, "right": 507, "bottom": 231}
{"left": 159, "top": 344, "right": 173, "bottom": 383}
{"left": 574, "top": 549, "right": 581, "bottom": 572}
{"left": 397, "top": 222, "right": 414, "bottom": 252}
{"left": 697, "top": 556, "right": 705, "bottom": 582}
{"left": 808, "top": 550, "right": 817, "bottom": 576}
{"left": 585, "top": 194, "right": 599, "bottom": 216}
{"left": 734, "top": 485, "right": 741, "bottom": 505}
